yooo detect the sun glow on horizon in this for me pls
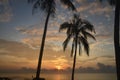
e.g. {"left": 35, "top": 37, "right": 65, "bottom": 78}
{"left": 56, "top": 66, "right": 62, "bottom": 70}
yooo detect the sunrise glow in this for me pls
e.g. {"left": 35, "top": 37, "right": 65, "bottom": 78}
{"left": 56, "top": 66, "right": 62, "bottom": 70}
{"left": 0, "top": 0, "right": 117, "bottom": 80}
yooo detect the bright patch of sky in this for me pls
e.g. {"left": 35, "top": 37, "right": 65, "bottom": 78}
{"left": 0, "top": 0, "right": 116, "bottom": 71}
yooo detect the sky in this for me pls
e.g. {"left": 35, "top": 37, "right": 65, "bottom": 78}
{"left": 0, "top": 0, "right": 117, "bottom": 73}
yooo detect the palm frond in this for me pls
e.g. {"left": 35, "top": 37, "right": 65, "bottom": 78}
{"left": 66, "top": 26, "right": 71, "bottom": 36}
{"left": 63, "top": 34, "right": 71, "bottom": 51}
{"left": 78, "top": 41, "right": 81, "bottom": 56}
{"left": 60, "top": 13, "right": 96, "bottom": 57}
{"left": 81, "top": 19, "right": 95, "bottom": 33}
{"left": 73, "top": 14, "right": 79, "bottom": 20}
{"left": 59, "top": 22, "right": 71, "bottom": 32}
{"left": 31, "top": 0, "right": 41, "bottom": 14}
{"left": 79, "top": 36, "right": 89, "bottom": 56}
{"left": 60, "top": 0, "right": 76, "bottom": 11}
{"left": 76, "top": 18, "right": 81, "bottom": 26}
{"left": 81, "top": 31, "right": 96, "bottom": 40}
{"left": 29, "top": 0, "right": 56, "bottom": 15}
{"left": 71, "top": 38, "right": 75, "bottom": 57}
{"left": 40, "top": 0, "right": 56, "bottom": 15}
{"left": 80, "top": 31, "right": 87, "bottom": 39}
{"left": 49, "top": 0, "right": 56, "bottom": 17}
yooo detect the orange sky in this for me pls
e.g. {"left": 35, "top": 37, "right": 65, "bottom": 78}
{"left": 0, "top": 0, "right": 116, "bottom": 72}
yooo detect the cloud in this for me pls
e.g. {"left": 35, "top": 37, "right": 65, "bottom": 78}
{"left": 0, "top": 55, "right": 32, "bottom": 69}
{"left": 16, "top": 25, "right": 43, "bottom": 36}
{"left": 89, "top": 3, "right": 112, "bottom": 15}
{"left": 12, "top": 0, "right": 115, "bottom": 71}
{"left": 0, "top": 39, "right": 72, "bottom": 69}
{"left": 76, "top": 62, "right": 116, "bottom": 73}
{"left": 16, "top": 23, "right": 66, "bottom": 51}
{"left": 75, "top": 54, "right": 116, "bottom": 69}
{"left": 0, "top": 39, "right": 116, "bottom": 72}
{"left": 97, "top": 62, "right": 116, "bottom": 73}
{"left": 21, "top": 35, "right": 65, "bottom": 51}
{"left": 76, "top": 0, "right": 86, "bottom": 3}
{"left": 15, "top": 22, "right": 115, "bottom": 69}
{"left": 76, "top": 0, "right": 113, "bottom": 14}
{"left": 0, "top": 39, "right": 40, "bottom": 69}
{"left": 21, "top": 37, "right": 41, "bottom": 49}
{"left": 94, "top": 23, "right": 113, "bottom": 38}
{"left": 15, "top": 0, "right": 114, "bottom": 52}
{"left": 77, "top": 55, "right": 115, "bottom": 65}
{"left": 16, "top": 23, "right": 66, "bottom": 50}
{"left": 0, "top": 0, "right": 12, "bottom": 22}
{"left": 0, "top": 39, "right": 38, "bottom": 60}
{"left": 0, "top": 62, "right": 116, "bottom": 73}
{"left": 76, "top": 1, "right": 92, "bottom": 12}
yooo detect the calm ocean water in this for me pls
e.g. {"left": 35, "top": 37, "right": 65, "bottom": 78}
{"left": 0, "top": 73, "right": 117, "bottom": 80}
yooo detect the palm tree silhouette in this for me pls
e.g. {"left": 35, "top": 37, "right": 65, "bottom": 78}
{"left": 28, "top": 0, "right": 76, "bottom": 79}
{"left": 59, "top": 14, "right": 96, "bottom": 80}
{"left": 99, "top": 0, "right": 120, "bottom": 80}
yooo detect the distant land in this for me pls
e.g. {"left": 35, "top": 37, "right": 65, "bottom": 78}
{"left": 0, "top": 63, "right": 116, "bottom": 73}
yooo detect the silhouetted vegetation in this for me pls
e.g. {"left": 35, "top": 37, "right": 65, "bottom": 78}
{"left": 0, "top": 77, "right": 11, "bottom": 80}
{"left": 99, "top": 0, "right": 120, "bottom": 80}
{"left": 59, "top": 14, "right": 96, "bottom": 80}
{"left": 28, "top": 0, "right": 76, "bottom": 79}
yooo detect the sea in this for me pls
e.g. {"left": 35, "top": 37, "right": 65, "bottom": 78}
{"left": 0, "top": 73, "right": 117, "bottom": 80}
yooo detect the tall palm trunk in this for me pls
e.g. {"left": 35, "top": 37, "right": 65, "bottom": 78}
{"left": 114, "top": 0, "right": 120, "bottom": 80}
{"left": 71, "top": 36, "right": 78, "bottom": 80}
{"left": 36, "top": 6, "right": 51, "bottom": 80}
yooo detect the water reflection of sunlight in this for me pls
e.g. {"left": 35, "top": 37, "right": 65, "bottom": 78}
{"left": 52, "top": 73, "right": 70, "bottom": 80}
{"left": 54, "top": 74, "right": 61, "bottom": 80}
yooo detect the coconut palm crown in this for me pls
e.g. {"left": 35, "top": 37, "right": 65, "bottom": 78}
{"left": 59, "top": 14, "right": 96, "bottom": 80}
{"left": 59, "top": 14, "right": 96, "bottom": 57}
{"left": 28, "top": 0, "right": 76, "bottom": 80}
{"left": 28, "top": 0, "right": 76, "bottom": 15}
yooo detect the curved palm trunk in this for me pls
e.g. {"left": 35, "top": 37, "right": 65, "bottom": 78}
{"left": 36, "top": 7, "right": 51, "bottom": 80}
{"left": 114, "top": 0, "right": 120, "bottom": 80}
{"left": 71, "top": 37, "right": 78, "bottom": 80}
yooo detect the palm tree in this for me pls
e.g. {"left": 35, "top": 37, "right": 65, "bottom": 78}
{"left": 113, "top": 1, "right": 120, "bottom": 79}
{"left": 28, "top": 0, "right": 76, "bottom": 79}
{"left": 59, "top": 14, "right": 96, "bottom": 80}
{"left": 99, "top": 0, "right": 120, "bottom": 80}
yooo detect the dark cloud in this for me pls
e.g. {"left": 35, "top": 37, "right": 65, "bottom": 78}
{"left": 75, "top": 62, "right": 116, "bottom": 73}
{"left": 69, "top": 62, "right": 116, "bottom": 73}
{"left": 97, "top": 62, "right": 116, "bottom": 73}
